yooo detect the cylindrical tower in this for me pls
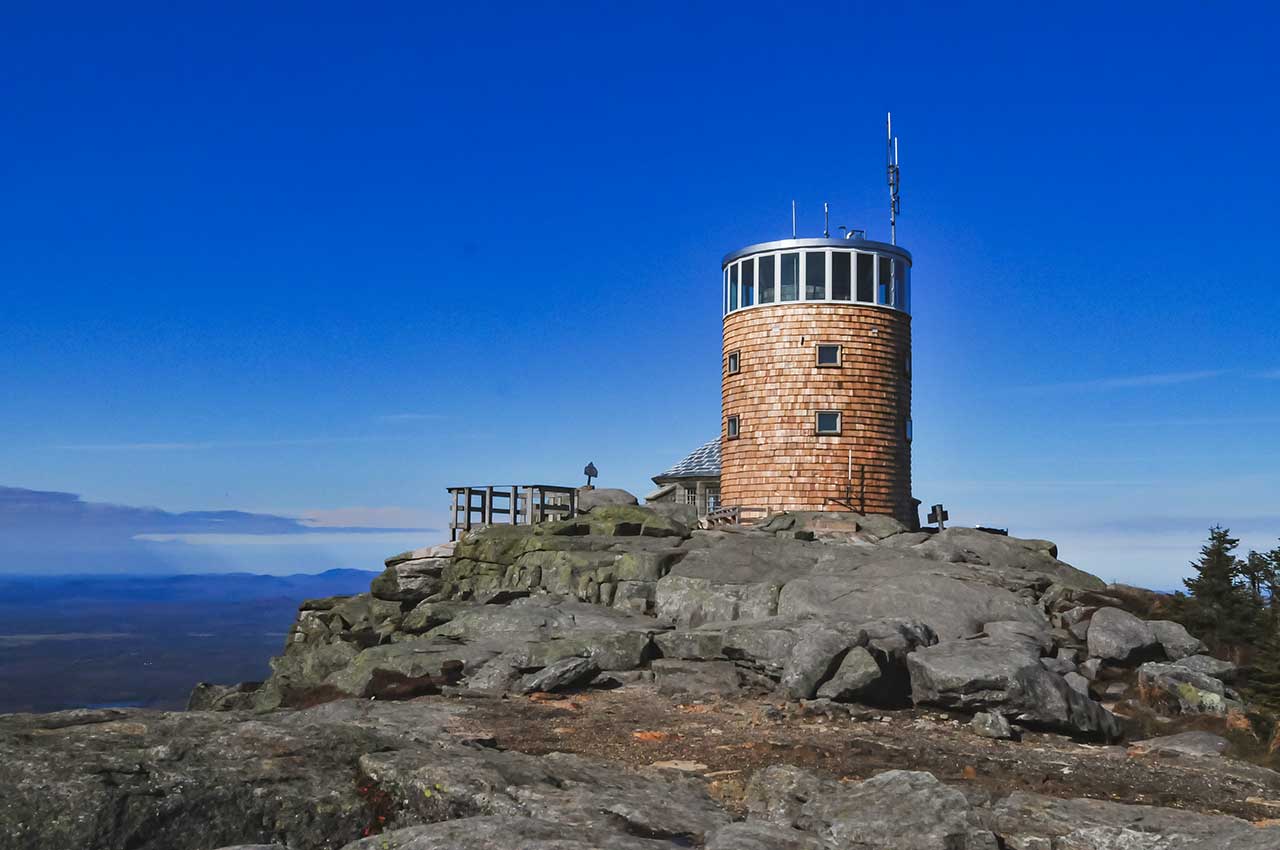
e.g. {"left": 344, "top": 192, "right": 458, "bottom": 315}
{"left": 719, "top": 236, "right": 914, "bottom": 526}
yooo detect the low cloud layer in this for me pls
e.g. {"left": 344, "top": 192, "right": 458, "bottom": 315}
{"left": 0, "top": 486, "right": 437, "bottom": 574}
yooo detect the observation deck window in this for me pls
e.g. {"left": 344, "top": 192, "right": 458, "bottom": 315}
{"left": 722, "top": 246, "right": 909, "bottom": 317}
{"left": 857, "top": 253, "right": 875, "bottom": 303}
{"left": 831, "top": 252, "right": 852, "bottom": 301}
{"left": 804, "top": 251, "right": 826, "bottom": 300}
{"left": 780, "top": 253, "right": 799, "bottom": 301}
{"left": 759, "top": 255, "right": 775, "bottom": 303}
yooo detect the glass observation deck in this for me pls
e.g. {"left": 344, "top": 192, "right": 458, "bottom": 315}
{"left": 722, "top": 237, "right": 912, "bottom": 316}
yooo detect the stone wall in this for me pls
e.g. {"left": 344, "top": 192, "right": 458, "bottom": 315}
{"left": 721, "top": 303, "right": 913, "bottom": 524}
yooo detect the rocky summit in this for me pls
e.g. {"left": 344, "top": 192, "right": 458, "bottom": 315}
{"left": 3, "top": 501, "right": 1279, "bottom": 850}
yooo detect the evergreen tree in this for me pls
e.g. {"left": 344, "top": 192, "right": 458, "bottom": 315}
{"left": 1239, "top": 549, "right": 1277, "bottom": 606}
{"left": 1248, "top": 617, "right": 1280, "bottom": 711}
{"left": 1180, "top": 526, "right": 1266, "bottom": 651}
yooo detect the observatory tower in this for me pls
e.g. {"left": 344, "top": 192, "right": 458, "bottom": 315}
{"left": 718, "top": 118, "right": 915, "bottom": 526}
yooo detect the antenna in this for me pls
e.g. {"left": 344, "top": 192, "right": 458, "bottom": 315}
{"left": 791, "top": 200, "right": 797, "bottom": 238}
{"left": 886, "top": 112, "right": 901, "bottom": 244}
{"left": 823, "top": 201, "right": 830, "bottom": 238}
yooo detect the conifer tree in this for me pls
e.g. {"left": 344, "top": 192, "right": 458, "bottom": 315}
{"left": 1180, "top": 526, "right": 1265, "bottom": 650}
{"left": 1239, "top": 549, "right": 1277, "bottom": 606}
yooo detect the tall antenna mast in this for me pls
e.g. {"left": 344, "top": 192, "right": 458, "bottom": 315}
{"left": 823, "top": 201, "right": 830, "bottom": 238}
{"left": 791, "top": 200, "right": 797, "bottom": 238}
{"left": 886, "top": 112, "right": 901, "bottom": 244}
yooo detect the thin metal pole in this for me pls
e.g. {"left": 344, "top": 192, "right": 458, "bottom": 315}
{"left": 791, "top": 200, "right": 796, "bottom": 238}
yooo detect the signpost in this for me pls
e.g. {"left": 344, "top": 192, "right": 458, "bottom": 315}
{"left": 927, "top": 503, "right": 949, "bottom": 530}
{"left": 583, "top": 462, "right": 598, "bottom": 488}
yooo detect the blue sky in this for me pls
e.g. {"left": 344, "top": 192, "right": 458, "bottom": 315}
{"left": 2, "top": 2, "right": 1277, "bottom": 584}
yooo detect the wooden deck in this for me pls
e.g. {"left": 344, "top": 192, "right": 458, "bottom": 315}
{"left": 447, "top": 484, "right": 578, "bottom": 541}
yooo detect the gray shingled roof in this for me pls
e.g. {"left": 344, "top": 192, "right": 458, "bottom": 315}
{"left": 655, "top": 439, "right": 721, "bottom": 480}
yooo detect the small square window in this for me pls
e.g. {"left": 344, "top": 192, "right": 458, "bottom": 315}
{"left": 815, "top": 411, "right": 841, "bottom": 435}
{"left": 726, "top": 415, "right": 740, "bottom": 440}
{"left": 815, "top": 344, "right": 841, "bottom": 367}
{"left": 727, "top": 350, "right": 740, "bottom": 374}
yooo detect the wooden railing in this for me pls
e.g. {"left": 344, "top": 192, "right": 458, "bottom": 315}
{"left": 447, "top": 484, "right": 578, "bottom": 541}
{"left": 702, "top": 505, "right": 768, "bottom": 528}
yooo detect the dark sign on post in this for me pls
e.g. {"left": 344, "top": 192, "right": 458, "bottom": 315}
{"left": 927, "top": 503, "right": 949, "bottom": 530}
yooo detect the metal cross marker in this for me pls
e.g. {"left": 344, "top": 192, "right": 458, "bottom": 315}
{"left": 583, "top": 462, "right": 598, "bottom": 487}
{"left": 927, "top": 503, "right": 949, "bottom": 530}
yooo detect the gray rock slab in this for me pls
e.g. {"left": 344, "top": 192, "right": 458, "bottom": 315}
{"left": 816, "top": 646, "right": 882, "bottom": 702}
{"left": 908, "top": 638, "right": 1119, "bottom": 737}
{"left": 1148, "top": 620, "right": 1208, "bottom": 661}
{"left": 1172, "top": 654, "right": 1239, "bottom": 682}
{"left": 1138, "top": 662, "right": 1242, "bottom": 715}
{"left": 705, "top": 821, "right": 827, "bottom": 850}
{"left": 577, "top": 487, "right": 640, "bottom": 511}
{"left": 779, "top": 627, "right": 865, "bottom": 700}
{"left": 780, "top": 570, "right": 1049, "bottom": 640}
{"left": 654, "top": 574, "right": 780, "bottom": 627}
{"left": 971, "top": 711, "right": 1015, "bottom": 740}
{"left": 986, "top": 620, "right": 1054, "bottom": 652}
{"left": 747, "top": 765, "right": 998, "bottom": 850}
{"left": 652, "top": 658, "right": 744, "bottom": 697}
{"left": 1086, "top": 607, "right": 1159, "bottom": 664}
{"left": 991, "top": 790, "right": 1277, "bottom": 850}
{"left": 519, "top": 656, "right": 600, "bottom": 693}
{"left": 1130, "top": 731, "right": 1231, "bottom": 759}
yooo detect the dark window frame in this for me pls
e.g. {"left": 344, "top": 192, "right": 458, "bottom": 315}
{"left": 727, "top": 349, "right": 741, "bottom": 375}
{"left": 815, "top": 343, "right": 841, "bottom": 368}
{"left": 815, "top": 410, "right": 841, "bottom": 435}
{"left": 726, "top": 414, "right": 741, "bottom": 440}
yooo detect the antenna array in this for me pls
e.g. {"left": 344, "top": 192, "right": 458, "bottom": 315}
{"left": 886, "top": 112, "right": 901, "bottom": 245}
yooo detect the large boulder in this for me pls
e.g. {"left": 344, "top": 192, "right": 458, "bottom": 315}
{"left": 370, "top": 555, "right": 447, "bottom": 604}
{"left": 991, "top": 790, "right": 1278, "bottom": 850}
{"left": 1173, "top": 653, "right": 1239, "bottom": 682}
{"left": 815, "top": 646, "right": 882, "bottom": 702}
{"left": 780, "top": 565, "right": 1049, "bottom": 640}
{"left": 747, "top": 766, "right": 999, "bottom": 850}
{"left": 778, "top": 626, "right": 867, "bottom": 700}
{"left": 1148, "top": 619, "right": 1208, "bottom": 661}
{"left": 1086, "top": 607, "right": 1159, "bottom": 663}
{"left": 652, "top": 658, "right": 748, "bottom": 697}
{"left": 323, "top": 642, "right": 502, "bottom": 699}
{"left": 539, "top": 505, "right": 689, "bottom": 539}
{"left": 912, "top": 527, "right": 1105, "bottom": 591}
{"left": 1130, "top": 731, "right": 1231, "bottom": 758}
{"left": 576, "top": 487, "right": 639, "bottom": 511}
{"left": 654, "top": 574, "right": 780, "bottom": 627}
{"left": 1137, "top": 662, "right": 1245, "bottom": 715}
{"left": 187, "top": 681, "right": 260, "bottom": 712}
{"left": 519, "top": 656, "right": 599, "bottom": 693}
{"left": 907, "top": 637, "right": 1120, "bottom": 737}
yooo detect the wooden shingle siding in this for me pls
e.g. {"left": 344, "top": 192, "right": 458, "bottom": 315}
{"left": 720, "top": 303, "right": 913, "bottom": 524}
